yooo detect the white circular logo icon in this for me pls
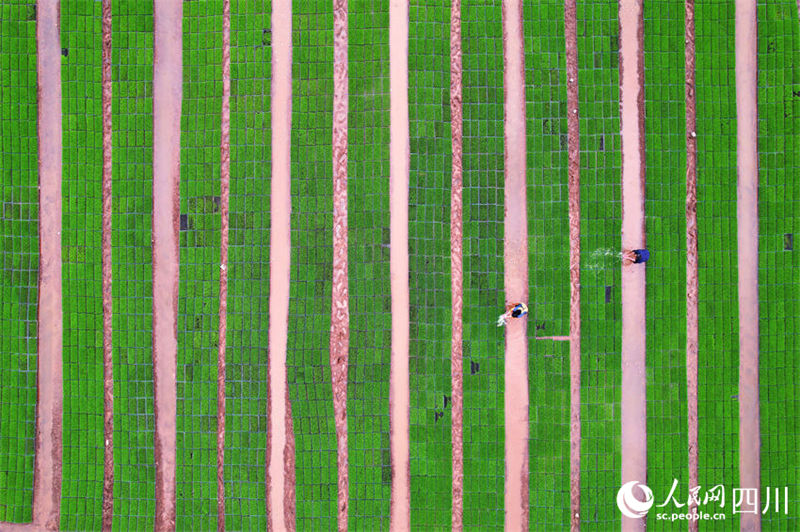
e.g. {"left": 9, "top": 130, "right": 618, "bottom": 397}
{"left": 616, "top": 481, "right": 654, "bottom": 519}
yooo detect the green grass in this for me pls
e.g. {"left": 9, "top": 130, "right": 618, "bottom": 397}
{"left": 525, "top": 1, "right": 571, "bottom": 528}
{"left": 59, "top": 2, "right": 105, "bottom": 530}
{"left": 0, "top": 1, "right": 38, "bottom": 523}
{"left": 347, "top": 1, "right": 393, "bottom": 528}
{"left": 289, "top": 0, "right": 336, "bottom": 529}
{"left": 0, "top": 0, "right": 798, "bottom": 530}
{"left": 577, "top": 1, "right": 622, "bottom": 529}
{"left": 176, "top": 2, "right": 223, "bottom": 530}
{"left": 643, "top": 3, "right": 689, "bottom": 531}
{"left": 695, "top": 4, "right": 741, "bottom": 530}
{"left": 409, "top": 2, "right": 452, "bottom": 530}
{"left": 460, "top": 3, "right": 505, "bottom": 529}
{"left": 223, "top": 2, "right": 272, "bottom": 530}
{"left": 757, "top": 1, "right": 799, "bottom": 530}
{"left": 110, "top": 2, "right": 157, "bottom": 530}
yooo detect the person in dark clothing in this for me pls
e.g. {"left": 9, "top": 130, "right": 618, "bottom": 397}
{"left": 623, "top": 248, "right": 650, "bottom": 266}
{"left": 497, "top": 302, "right": 528, "bottom": 327}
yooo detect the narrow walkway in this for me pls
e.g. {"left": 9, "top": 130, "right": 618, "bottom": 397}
{"left": 389, "top": 0, "right": 411, "bottom": 528}
{"left": 684, "top": 1, "right": 699, "bottom": 529}
{"left": 330, "top": 0, "right": 351, "bottom": 528}
{"left": 32, "top": 1, "right": 64, "bottom": 528}
{"left": 564, "top": 0, "right": 582, "bottom": 527}
{"left": 449, "top": 0, "right": 465, "bottom": 528}
{"left": 735, "top": 1, "right": 761, "bottom": 529}
{"left": 151, "top": 2, "right": 183, "bottom": 529}
{"left": 267, "top": 0, "right": 293, "bottom": 529}
{"left": 618, "top": 1, "right": 647, "bottom": 530}
{"left": 502, "top": 0, "right": 530, "bottom": 528}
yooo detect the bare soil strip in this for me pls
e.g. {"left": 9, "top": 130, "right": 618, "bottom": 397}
{"left": 564, "top": 0, "right": 581, "bottom": 526}
{"left": 735, "top": 1, "right": 761, "bottom": 529}
{"left": 216, "top": 0, "right": 232, "bottom": 528}
{"left": 330, "top": 0, "right": 351, "bottom": 529}
{"left": 389, "top": 0, "right": 411, "bottom": 527}
{"left": 32, "top": 1, "right": 64, "bottom": 528}
{"left": 101, "top": 0, "right": 115, "bottom": 528}
{"left": 535, "top": 335, "right": 571, "bottom": 341}
{"left": 684, "top": 1, "right": 699, "bottom": 529}
{"left": 502, "top": 0, "right": 530, "bottom": 528}
{"left": 618, "top": 1, "right": 647, "bottom": 530}
{"left": 266, "top": 0, "right": 293, "bottom": 529}
{"left": 151, "top": 2, "right": 183, "bottom": 529}
{"left": 449, "top": 0, "right": 464, "bottom": 528}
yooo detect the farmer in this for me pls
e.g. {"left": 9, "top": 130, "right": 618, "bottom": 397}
{"left": 496, "top": 302, "right": 528, "bottom": 327}
{"left": 623, "top": 248, "right": 650, "bottom": 266}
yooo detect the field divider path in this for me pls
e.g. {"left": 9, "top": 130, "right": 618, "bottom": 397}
{"left": 735, "top": 1, "right": 761, "bottom": 529}
{"left": 216, "top": 0, "right": 232, "bottom": 528}
{"left": 31, "top": 1, "right": 64, "bottom": 529}
{"left": 564, "top": 0, "right": 581, "bottom": 526}
{"left": 618, "top": 1, "right": 647, "bottom": 530}
{"left": 101, "top": 0, "right": 115, "bottom": 528}
{"left": 684, "top": 0, "right": 699, "bottom": 529}
{"left": 502, "top": 0, "right": 530, "bottom": 528}
{"left": 449, "top": 0, "right": 464, "bottom": 528}
{"left": 151, "top": 1, "right": 183, "bottom": 529}
{"left": 389, "top": 0, "right": 411, "bottom": 528}
{"left": 267, "top": 0, "right": 293, "bottom": 529}
{"left": 330, "top": 0, "right": 350, "bottom": 529}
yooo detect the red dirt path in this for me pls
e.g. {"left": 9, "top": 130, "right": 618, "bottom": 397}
{"left": 502, "top": 0, "right": 530, "bottom": 529}
{"left": 101, "top": 0, "right": 115, "bottom": 529}
{"left": 564, "top": 0, "right": 581, "bottom": 528}
{"left": 389, "top": 0, "right": 411, "bottom": 528}
{"left": 735, "top": 1, "right": 761, "bottom": 529}
{"left": 449, "top": 0, "right": 464, "bottom": 528}
{"left": 330, "top": 0, "right": 350, "bottom": 529}
{"left": 684, "top": 0, "right": 699, "bottom": 529}
{"left": 266, "top": 0, "right": 293, "bottom": 529}
{"left": 32, "top": 1, "right": 64, "bottom": 529}
{"left": 151, "top": 2, "right": 183, "bottom": 529}
{"left": 216, "top": 0, "right": 232, "bottom": 528}
{"left": 618, "top": 1, "right": 647, "bottom": 531}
